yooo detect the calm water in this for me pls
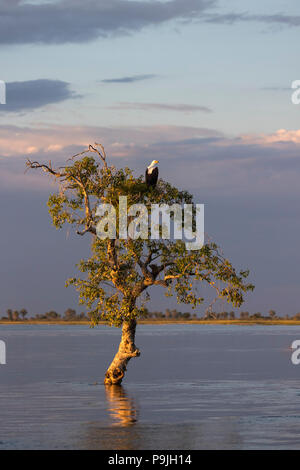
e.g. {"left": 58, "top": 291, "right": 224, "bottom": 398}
{"left": 0, "top": 324, "right": 300, "bottom": 449}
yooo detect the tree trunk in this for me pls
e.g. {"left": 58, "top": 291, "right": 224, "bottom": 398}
{"left": 104, "top": 319, "right": 140, "bottom": 385}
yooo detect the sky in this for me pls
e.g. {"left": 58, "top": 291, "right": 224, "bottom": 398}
{"left": 0, "top": 0, "right": 300, "bottom": 317}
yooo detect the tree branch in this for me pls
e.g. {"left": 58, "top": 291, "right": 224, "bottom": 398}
{"left": 89, "top": 143, "right": 108, "bottom": 169}
{"left": 26, "top": 160, "right": 66, "bottom": 178}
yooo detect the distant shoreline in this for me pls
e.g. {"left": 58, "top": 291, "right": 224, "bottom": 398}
{"left": 1, "top": 320, "right": 300, "bottom": 326}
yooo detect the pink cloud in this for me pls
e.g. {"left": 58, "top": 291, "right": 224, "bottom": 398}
{"left": 1, "top": 124, "right": 300, "bottom": 162}
{"left": 1, "top": 123, "right": 300, "bottom": 194}
{"left": 240, "top": 128, "right": 300, "bottom": 145}
{"left": 0, "top": 124, "right": 222, "bottom": 158}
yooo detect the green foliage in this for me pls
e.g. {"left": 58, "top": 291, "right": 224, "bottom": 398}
{"left": 30, "top": 147, "right": 254, "bottom": 328}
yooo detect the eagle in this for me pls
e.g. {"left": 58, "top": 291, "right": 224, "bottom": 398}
{"left": 145, "top": 160, "right": 159, "bottom": 188}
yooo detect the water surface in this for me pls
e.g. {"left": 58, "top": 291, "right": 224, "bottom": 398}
{"left": 0, "top": 324, "right": 300, "bottom": 449}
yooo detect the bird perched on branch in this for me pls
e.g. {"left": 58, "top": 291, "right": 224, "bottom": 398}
{"left": 145, "top": 160, "right": 159, "bottom": 188}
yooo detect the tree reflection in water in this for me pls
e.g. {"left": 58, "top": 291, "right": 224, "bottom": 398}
{"left": 105, "top": 385, "right": 138, "bottom": 427}
{"left": 82, "top": 385, "right": 140, "bottom": 449}
{"left": 81, "top": 385, "right": 242, "bottom": 449}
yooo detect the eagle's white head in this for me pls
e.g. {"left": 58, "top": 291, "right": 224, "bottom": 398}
{"left": 147, "top": 160, "right": 159, "bottom": 170}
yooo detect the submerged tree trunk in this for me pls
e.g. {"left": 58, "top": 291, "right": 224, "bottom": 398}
{"left": 104, "top": 319, "right": 140, "bottom": 385}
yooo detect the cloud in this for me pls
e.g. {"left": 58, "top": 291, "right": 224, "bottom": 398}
{"left": 204, "top": 12, "right": 300, "bottom": 28}
{"left": 0, "top": 123, "right": 219, "bottom": 157}
{"left": 0, "top": 123, "right": 221, "bottom": 190}
{"left": 261, "top": 86, "right": 291, "bottom": 91}
{"left": 250, "top": 14, "right": 300, "bottom": 28}
{"left": 0, "top": 1, "right": 299, "bottom": 47}
{"left": 239, "top": 128, "right": 300, "bottom": 145}
{"left": 110, "top": 102, "right": 212, "bottom": 113}
{"left": 0, "top": 0, "right": 216, "bottom": 45}
{"left": 100, "top": 74, "right": 158, "bottom": 84}
{"left": 2, "top": 123, "right": 300, "bottom": 200}
{"left": 0, "top": 79, "right": 79, "bottom": 113}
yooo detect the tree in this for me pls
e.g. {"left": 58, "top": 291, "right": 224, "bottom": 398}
{"left": 165, "top": 309, "right": 171, "bottom": 319}
{"left": 6, "top": 309, "right": 12, "bottom": 321}
{"left": 269, "top": 309, "right": 276, "bottom": 319}
{"left": 45, "top": 310, "right": 61, "bottom": 320}
{"left": 20, "top": 308, "right": 28, "bottom": 320}
{"left": 27, "top": 143, "right": 254, "bottom": 385}
{"left": 252, "top": 312, "right": 262, "bottom": 319}
{"left": 12, "top": 310, "right": 19, "bottom": 321}
{"left": 183, "top": 312, "right": 191, "bottom": 319}
{"left": 64, "top": 308, "right": 77, "bottom": 321}
{"left": 240, "top": 311, "right": 249, "bottom": 319}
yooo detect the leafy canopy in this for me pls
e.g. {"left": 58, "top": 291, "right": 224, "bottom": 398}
{"left": 27, "top": 144, "right": 254, "bottom": 327}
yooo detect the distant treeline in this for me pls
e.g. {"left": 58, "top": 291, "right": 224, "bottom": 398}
{"left": 1, "top": 308, "right": 300, "bottom": 322}
{"left": 146, "top": 309, "right": 300, "bottom": 321}
{"left": 2, "top": 308, "right": 87, "bottom": 322}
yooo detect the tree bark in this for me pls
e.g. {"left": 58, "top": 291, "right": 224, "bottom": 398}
{"left": 104, "top": 319, "right": 140, "bottom": 385}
